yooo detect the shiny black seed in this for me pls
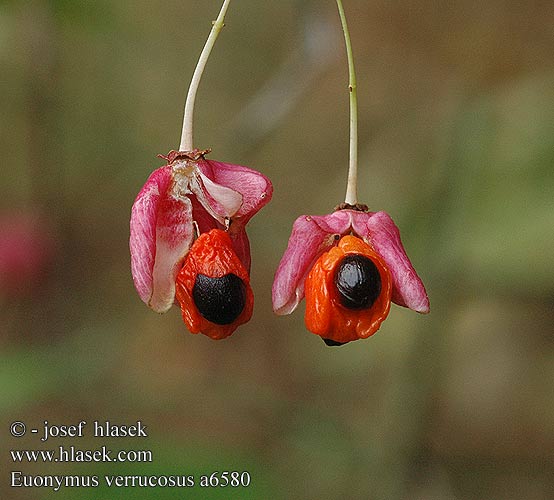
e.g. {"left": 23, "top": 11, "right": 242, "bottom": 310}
{"left": 192, "top": 273, "right": 246, "bottom": 325}
{"left": 323, "top": 338, "right": 347, "bottom": 347}
{"left": 334, "top": 254, "right": 381, "bottom": 310}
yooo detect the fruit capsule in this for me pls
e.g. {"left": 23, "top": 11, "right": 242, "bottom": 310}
{"left": 304, "top": 235, "right": 392, "bottom": 345}
{"left": 175, "top": 229, "right": 253, "bottom": 340}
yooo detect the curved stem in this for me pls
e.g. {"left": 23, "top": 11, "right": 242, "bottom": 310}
{"left": 179, "top": 0, "right": 232, "bottom": 152}
{"left": 336, "top": 0, "right": 358, "bottom": 205}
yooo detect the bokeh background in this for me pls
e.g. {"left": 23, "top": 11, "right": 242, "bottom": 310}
{"left": 1, "top": 0, "right": 553, "bottom": 499}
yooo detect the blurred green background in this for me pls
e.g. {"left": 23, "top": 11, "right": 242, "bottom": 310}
{"left": 1, "top": 0, "right": 553, "bottom": 499}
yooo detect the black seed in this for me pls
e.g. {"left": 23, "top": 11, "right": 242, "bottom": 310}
{"left": 333, "top": 254, "right": 382, "bottom": 310}
{"left": 192, "top": 273, "right": 246, "bottom": 325}
{"left": 323, "top": 338, "right": 348, "bottom": 347}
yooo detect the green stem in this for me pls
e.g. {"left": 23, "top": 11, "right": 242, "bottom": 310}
{"left": 179, "top": 0, "right": 232, "bottom": 152}
{"left": 336, "top": 0, "right": 358, "bottom": 205}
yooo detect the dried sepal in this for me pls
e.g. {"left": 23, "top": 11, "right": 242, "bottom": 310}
{"left": 130, "top": 166, "right": 194, "bottom": 313}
